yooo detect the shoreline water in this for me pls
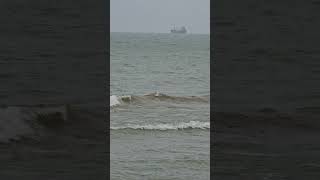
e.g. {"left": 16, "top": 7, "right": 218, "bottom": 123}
{"left": 111, "top": 32, "right": 210, "bottom": 179}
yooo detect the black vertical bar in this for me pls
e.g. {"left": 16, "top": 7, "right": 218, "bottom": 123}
{"left": 106, "top": 0, "right": 111, "bottom": 179}
{"left": 210, "top": 0, "right": 215, "bottom": 179}
{"left": 212, "top": 0, "right": 320, "bottom": 179}
{"left": 0, "top": 0, "right": 109, "bottom": 179}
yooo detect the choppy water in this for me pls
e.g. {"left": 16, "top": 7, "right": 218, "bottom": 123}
{"left": 111, "top": 32, "right": 210, "bottom": 179}
{"left": 0, "top": 1, "right": 106, "bottom": 177}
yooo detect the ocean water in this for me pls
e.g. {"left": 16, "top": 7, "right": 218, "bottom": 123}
{"left": 212, "top": 1, "right": 320, "bottom": 179}
{"left": 0, "top": 58, "right": 106, "bottom": 178}
{"left": 0, "top": 1, "right": 106, "bottom": 177}
{"left": 110, "top": 32, "right": 210, "bottom": 179}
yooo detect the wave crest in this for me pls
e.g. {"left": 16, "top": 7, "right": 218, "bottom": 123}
{"left": 110, "top": 92, "right": 208, "bottom": 107}
{"left": 0, "top": 104, "right": 106, "bottom": 143}
{"left": 111, "top": 121, "right": 210, "bottom": 130}
{"left": 0, "top": 105, "right": 68, "bottom": 142}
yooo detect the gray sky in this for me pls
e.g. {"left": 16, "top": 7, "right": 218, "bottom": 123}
{"left": 111, "top": 0, "right": 210, "bottom": 34}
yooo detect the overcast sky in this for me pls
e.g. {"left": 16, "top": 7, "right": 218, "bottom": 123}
{"left": 111, "top": 0, "right": 210, "bottom": 34}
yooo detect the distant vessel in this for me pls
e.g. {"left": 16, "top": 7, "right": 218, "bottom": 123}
{"left": 170, "top": 26, "right": 187, "bottom": 34}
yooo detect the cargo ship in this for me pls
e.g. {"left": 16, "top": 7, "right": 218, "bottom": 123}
{"left": 170, "top": 26, "right": 187, "bottom": 34}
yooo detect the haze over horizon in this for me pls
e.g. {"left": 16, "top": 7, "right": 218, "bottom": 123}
{"left": 111, "top": 0, "right": 210, "bottom": 34}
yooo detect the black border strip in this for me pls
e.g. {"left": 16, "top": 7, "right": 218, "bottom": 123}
{"left": 106, "top": 0, "right": 110, "bottom": 179}
{"left": 210, "top": 0, "right": 214, "bottom": 179}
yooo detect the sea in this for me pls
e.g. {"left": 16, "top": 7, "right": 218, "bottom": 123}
{"left": 0, "top": 1, "right": 106, "bottom": 177}
{"left": 110, "top": 32, "right": 210, "bottom": 179}
{"left": 0, "top": 50, "right": 107, "bottom": 179}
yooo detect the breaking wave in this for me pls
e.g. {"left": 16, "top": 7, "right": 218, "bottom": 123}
{"left": 110, "top": 92, "right": 209, "bottom": 107}
{"left": 0, "top": 105, "right": 69, "bottom": 142}
{"left": 0, "top": 104, "right": 105, "bottom": 143}
{"left": 111, "top": 121, "right": 210, "bottom": 130}
{"left": 110, "top": 95, "right": 132, "bottom": 107}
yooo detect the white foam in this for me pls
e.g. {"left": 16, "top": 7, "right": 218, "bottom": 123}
{"left": 111, "top": 121, "right": 210, "bottom": 130}
{"left": 110, "top": 95, "right": 121, "bottom": 107}
{"left": 110, "top": 95, "right": 132, "bottom": 107}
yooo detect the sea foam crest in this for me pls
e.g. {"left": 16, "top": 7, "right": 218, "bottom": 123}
{"left": 111, "top": 121, "right": 210, "bottom": 130}
{"left": 110, "top": 95, "right": 121, "bottom": 107}
{"left": 110, "top": 92, "right": 208, "bottom": 108}
{"left": 110, "top": 95, "right": 132, "bottom": 107}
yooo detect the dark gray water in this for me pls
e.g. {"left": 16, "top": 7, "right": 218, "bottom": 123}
{"left": 111, "top": 32, "right": 210, "bottom": 179}
{"left": 213, "top": 0, "right": 320, "bottom": 179}
{"left": 0, "top": 1, "right": 106, "bottom": 179}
